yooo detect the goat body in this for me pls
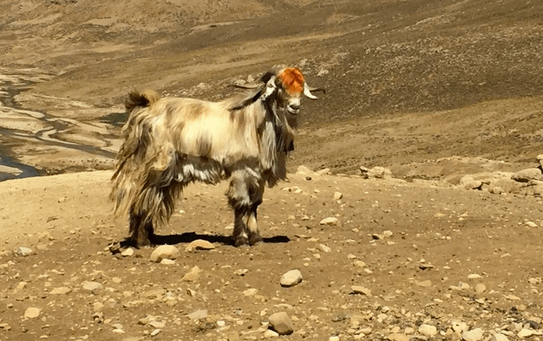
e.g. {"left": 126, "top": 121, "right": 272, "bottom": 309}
{"left": 111, "top": 68, "right": 321, "bottom": 247}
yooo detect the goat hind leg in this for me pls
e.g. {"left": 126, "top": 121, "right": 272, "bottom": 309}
{"left": 127, "top": 209, "right": 155, "bottom": 248}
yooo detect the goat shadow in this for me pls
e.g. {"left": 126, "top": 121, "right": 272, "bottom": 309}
{"left": 119, "top": 232, "right": 290, "bottom": 248}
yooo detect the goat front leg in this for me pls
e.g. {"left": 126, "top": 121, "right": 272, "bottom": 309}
{"left": 227, "top": 171, "right": 265, "bottom": 247}
{"left": 246, "top": 180, "right": 265, "bottom": 246}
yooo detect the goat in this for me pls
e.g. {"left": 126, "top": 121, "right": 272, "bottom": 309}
{"left": 110, "top": 67, "right": 323, "bottom": 247}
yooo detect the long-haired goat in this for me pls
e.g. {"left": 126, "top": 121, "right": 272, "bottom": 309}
{"left": 110, "top": 67, "right": 323, "bottom": 247}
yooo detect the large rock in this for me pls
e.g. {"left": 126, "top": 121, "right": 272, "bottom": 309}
{"left": 14, "top": 247, "right": 33, "bottom": 257}
{"left": 512, "top": 168, "right": 543, "bottom": 182}
{"left": 418, "top": 324, "right": 437, "bottom": 337}
{"left": 320, "top": 217, "right": 339, "bottom": 226}
{"left": 82, "top": 281, "right": 103, "bottom": 294}
{"left": 150, "top": 245, "right": 180, "bottom": 262}
{"left": 185, "top": 240, "right": 215, "bottom": 252}
{"left": 187, "top": 309, "right": 208, "bottom": 320}
{"left": 360, "top": 166, "right": 392, "bottom": 179}
{"left": 462, "top": 328, "right": 484, "bottom": 341}
{"left": 181, "top": 266, "right": 201, "bottom": 282}
{"left": 24, "top": 307, "right": 41, "bottom": 319}
{"left": 280, "top": 270, "right": 303, "bottom": 287}
{"left": 268, "top": 312, "right": 294, "bottom": 335}
{"left": 296, "top": 165, "right": 314, "bottom": 176}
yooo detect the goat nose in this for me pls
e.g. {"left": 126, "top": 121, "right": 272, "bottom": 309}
{"left": 289, "top": 103, "right": 300, "bottom": 110}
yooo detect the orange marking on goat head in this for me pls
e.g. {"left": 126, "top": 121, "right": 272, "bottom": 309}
{"left": 277, "top": 68, "right": 305, "bottom": 95}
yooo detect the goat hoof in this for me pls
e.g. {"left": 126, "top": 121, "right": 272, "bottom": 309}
{"left": 234, "top": 236, "right": 249, "bottom": 247}
{"left": 131, "top": 236, "right": 153, "bottom": 249}
{"left": 120, "top": 238, "right": 139, "bottom": 249}
{"left": 249, "top": 234, "right": 263, "bottom": 246}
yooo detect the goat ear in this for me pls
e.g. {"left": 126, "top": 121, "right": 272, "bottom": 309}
{"left": 260, "top": 70, "right": 277, "bottom": 84}
{"left": 260, "top": 75, "right": 277, "bottom": 101}
{"left": 303, "top": 83, "right": 324, "bottom": 100}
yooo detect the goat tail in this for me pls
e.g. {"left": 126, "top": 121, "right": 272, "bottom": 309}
{"left": 125, "top": 89, "right": 160, "bottom": 114}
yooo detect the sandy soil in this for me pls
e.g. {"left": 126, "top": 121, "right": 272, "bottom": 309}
{"left": 1, "top": 0, "right": 543, "bottom": 340}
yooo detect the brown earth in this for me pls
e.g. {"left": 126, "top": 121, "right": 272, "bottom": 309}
{"left": 1, "top": 0, "right": 543, "bottom": 340}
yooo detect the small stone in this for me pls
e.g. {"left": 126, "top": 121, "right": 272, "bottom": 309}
{"left": 269, "top": 312, "right": 294, "bottom": 335}
{"left": 415, "top": 280, "right": 432, "bottom": 288}
{"left": 15, "top": 247, "right": 33, "bottom": 257}
{"left": 243, "top": 288, "right": 258, "bottom": 296}
{"left": 181, "top": 266, "right": 201, "bottom": 282}
{"left": 490, "top": 187, "right": 504, "bottom": 194}
{"left": 121, "top": 248, "right": 134, "bottom": 257}
{"left": 474, "top": 283, "right": 487, "bottom": 294}
{"left": 0, "top": 323, "right": 11, "bottom": 331}
{"left": 185, "top": 239, "right": 215, "bottom": 252}
{"left": 333, "top": 192, "right": 343, "bottom": 200}
{"left": 452, "top": 321, "right": 469, "bottom": 333}
{"left": 351, "top": 286, "right": 372, "bottom": 296}
{"left": 382, "top": 230, "right": 393, "bottom": 238}
{"left": 418, "top": 324, "right": 437, "bottom": 337}
{"left": 49, "top": 287, "right": 71, "bottom": 295}
{"left": 234, "top": 269, "right": 249, "bottom": 276}
{"left": 517, "top": 329, "right": 541, "bottom": 338}
{"left": 388, "top": 333, "right": 409, "bottom": 341}
{"left": 150, "top": 329, "right": 160, "bottom": 336}
{"left": 462, "top": 328, "right": 484, "bottom": 341}
{"left": 315, "top": 168, "right": 331, "bottom": 176}
{"left": 464, "top": 180, "right": 484, "bottom": 190}
{"left": 264, "top": 329, "right": 279, "bottom": 338}
{"left": 149, "top": 321, "right": 165, "bottom": 329}
{"left": 143, "top": 288, "right": 166, "bottom": 299}
{"left": 353, "top": 260, "right": 366, "bottom": 267}
{"left": 82, "top": 281, "right": 103, "bottom": 294}
{"left": 160, "top": 259, "right": 175, "bottom": 265}
{"left": 360, "top": 326, "right": 373, "bottom": 335}
{"left": 24, "top": 307, "right": 41, "bottom": 319}
{"left": 491, "top": 333, "right": 509, "bottom": 341}
{"left": 187, "top": 309, "right": 208, "bottom": 320}
{"left": 38, "top": 231, "right": 55, "bottom": 241}
{"left": 319, "top": 244, "right": 332, "bottom": 253}
{"left": 468, "top": 274, "right": 482, "bottom": 280}
{"left": 280, "top": 270, "right": 303, "bottom": 287}
{"left": 329, "top": 336, "right": 340, "bottom": 341}
{"left": 320, "top": 217, "right": 339, "bottom": 226}
{"left": 227, "top": 331, "right": 242, "bottom": 341}
{"left": 525, "top": 221, "right": 538, "bottom": 228}
{"left": 149, "top": 245, "right": 179, "bottom": 262}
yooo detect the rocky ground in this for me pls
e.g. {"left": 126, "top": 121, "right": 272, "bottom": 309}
{"left": 1, "top": 166, "right": 543, "bottom": 341}
{"left": 1, "top": 0, "right": 543, "bottom": 340}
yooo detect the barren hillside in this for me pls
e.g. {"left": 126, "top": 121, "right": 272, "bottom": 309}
{"left": 1, "top": 2, "right": 543, "bottom": 340}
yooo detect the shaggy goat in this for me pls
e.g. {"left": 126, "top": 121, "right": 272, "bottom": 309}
{"left": 110, "top": 67, "right": 323, "bottom": 247}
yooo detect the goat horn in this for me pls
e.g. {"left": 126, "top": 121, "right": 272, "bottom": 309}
{"left": 308, "top": 86, "right": 326, "bottom": 94}
{"left": 229, "top": 83, "right": 261, "bottom": 89}
{"left": 304, "top": 83, "right": 323, "bottom": 100}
